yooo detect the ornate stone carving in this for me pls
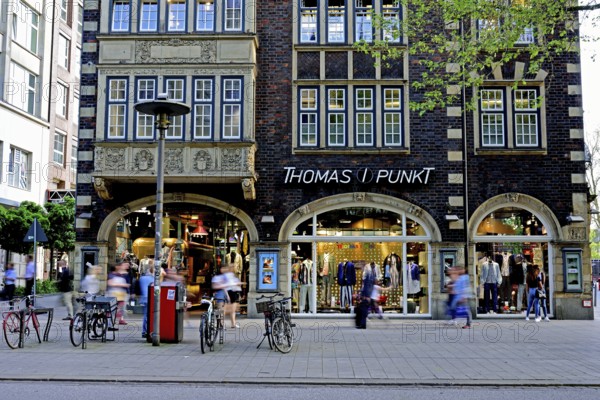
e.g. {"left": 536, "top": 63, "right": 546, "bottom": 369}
{"left": 172, "top": 192, "right": 185, "bottom": 202}
{"left": 222, "top": 148, "right": 242, "bottom": 171}
{"left": 408, "top": 205, "right": 423, "bottom": 218}
{"left": 104, "top": 148, "right": 126, "bottom": 171}
{"left": 227, "top": 205, "right": 239, "bottom": 217}
{"left": 568, "top": 227, "right": 587, "bottom": 241}
{"left": 136, "top": 39, "right": 216, "bottom": 64}
{"left": 93, "top": 178, "right": 113, "bottom": 200}
{"left": 354, "top": 193, "right": 366, "bottom": 202}
{"left": 242, "top": 178, "right": 256, "bottom": 201}
{"left": 94, "top": 147, "right": 105, "bottom": 171}
{"left": 505, "top": 193, "right": 520, "bottom": 203}
{"left": 119, "top": 206, "right": 130, "bottom": 216}
{"left": 244, "top": 147, "right": 256, "bottom": 173}
{"left": 134, "top": 149, "right": 154, "bottom": 171}
{"left": 164, "top": 149, "right": 184, "bottom": 174}
{"left": 297, "top": 205, "right": 310, "bottom": 216}
{"left": 193, "top": 150, "right": 214, "bottom": 172}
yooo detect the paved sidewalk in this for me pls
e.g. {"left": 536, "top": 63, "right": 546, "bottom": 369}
{"left": 1, "top": 298, "right": 599, "bottom": 386}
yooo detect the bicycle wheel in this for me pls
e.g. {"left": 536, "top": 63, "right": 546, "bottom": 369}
{"left": 199, "top": 314, "right": 208, "bottom": 354}
{"left": 92, "top": 313, "right": 108, "bottom": 340}
{"left": 271, "top": 317, "right": 293, "bottom": 353}
{"left": 70, "top": 313, "right": 85, "bottom": 347}
{"left": 3, "top": 312, "right": 21, "bottom": 349}
{"left": 209, "top": 313, "right": 218, "bottom": 351}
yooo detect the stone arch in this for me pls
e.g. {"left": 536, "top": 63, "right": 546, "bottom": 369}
{"left": 468, "top": 192, "right": 562, "bottom": 241}
{"left": 278, "top": 192, "right": 442, "bottom": 242}
{"left": 97, "top": 193, "right": 259, "bottom": 243}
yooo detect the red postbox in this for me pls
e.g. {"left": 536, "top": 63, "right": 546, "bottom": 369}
{"left": 147, "top": 281, "right": 185, "bottom": 343}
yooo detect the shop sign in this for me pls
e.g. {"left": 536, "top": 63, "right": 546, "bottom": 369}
{"left": 283, "top": 167, "right": 435, "bottom": 185}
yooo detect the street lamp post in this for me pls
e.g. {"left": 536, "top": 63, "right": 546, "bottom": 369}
{"left": 134, "top": 94, "right": 190, "bottom": 346}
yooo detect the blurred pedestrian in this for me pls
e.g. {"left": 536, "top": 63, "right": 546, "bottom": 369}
{"left": 447, "top": 266, "right": 472, "bottom": 328}
{"left": 537, "top": 265, "right": 550, "bottom": 322}
{"left": 525, "top": 265, "right": 541, "bottom": 322}
{"left": 0, "top": 263, "right": 16, "bottom": 301}
{"left": 24, "top": 255, "right": 35, "bottom": 306}
{"left": 58, "top": 260, "right": 76, "bottom": 320}
{"left": 211, "top": 266, "right": 229, "bottom": 312}
{"left": 223, "top": 264, "right": 243, "bottom": 329}
{"left": 81, "top": 263, "right": 100, "bottom": 296}
{"left": 108, "top": 259, "right": 130, "bottom": 325}
{"left": 138, "top": 265, "right": 154, "bottom": 338}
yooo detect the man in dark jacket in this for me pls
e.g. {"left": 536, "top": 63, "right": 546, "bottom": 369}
{"left": 58, "top": 260, "right": 75, "bottom": 320}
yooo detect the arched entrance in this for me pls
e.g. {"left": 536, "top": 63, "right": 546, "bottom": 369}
{"left": 279, "top": 193, "right": 441, "bottom": 317}
{"left": 94, "top": 193, "right": 258, "bottom": 306}
{"left": 469, "top": 193, "right": 561, "bottom": 317}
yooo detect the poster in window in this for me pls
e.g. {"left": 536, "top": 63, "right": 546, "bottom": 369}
{"left": 440, "top": 249, "right": 457, "bottom": 293}
{"left": 257, "top": 249, "right": 279, "bottom": 292}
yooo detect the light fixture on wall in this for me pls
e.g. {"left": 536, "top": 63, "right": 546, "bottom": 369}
{"left": 566, "top": 214, "right": 585, "bottom": 223}
{"left": 445, "top": 215, "right": 459, "bottom": 221}
{"left": 260, "top": 215, "right": 275, "bottom": 223}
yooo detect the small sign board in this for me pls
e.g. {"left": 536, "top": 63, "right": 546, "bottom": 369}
{"left": 582, "top": 299, "right": 592, "bottom": 308}
{"left": 23, "top": 219, "right": 48, "bottom": 243}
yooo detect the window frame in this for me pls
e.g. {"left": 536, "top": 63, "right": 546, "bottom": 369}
{"left": 167, "top": 0, "right": 187, "bottom": 32}
{"left": 327, "top": 0, "right": 346, "bottom": 44}
{"left": 221, "top": 77, "right": 243, "bottom": 140}
{"left": 135, "top": 77, "right": 158, "bottom": 140}
{"left": 354, "top": 0, "right": 373, "bottom": 43}
{"left": 382, "top": 86, "right": 403, "bottom": 147}
{"left": 224, "top": 0, "right": 243, "bottom": 32}
{"left": 298, "top": 87, "right": 319, "bottom": 147}
{"left": 164, "top": 77, "right": 187, "bottom": 140}
{"left": 354, "top": 86, "right": 375, "bottom": 147}
{"left": 12, "top": 1, "right": 39, "bottom": 54}
{"left": 111, "top": 0, "right": 131, "bottom": 32}
{"left": 8, "top": 61, "right": 37, "bottom": 115}
{"left": 479, "top": 87, "right": 506, "bottom": 148}
{"left": 196, "top": 0, "right": 215, "bottom": 32}
{"left": 71, "top": 138, "right": 78, "bottom": 173}
{"left": 139, "top": 0, "right": 159, "bottom": 32}
{"left": 57, "top": 82, "right": 69, "bottom": 119}
{"left": 53, "top": 130, "right": 67, "bottom": 166}
{"left": 58, "top": 33, "right": 71, "bottom": 70}
{"left": 193, "top": 77, "right": 215, "bottom": 140}
{"left": 300, "top": 0, "right": 319, "bottom": 43}
{"left": 382, "top": 0, "right": 401, "bottom": 43}
{"left": 8, "top": 146, "right": 30, "bottom": 190}
{"left": 326, "top": 86, "right": 347, "bottom": 147}
{"left": 513, "top": 87, "right": 540, "bottom": 148}
{"left": 106, "top": 77, "right": 128, "bottom": 140}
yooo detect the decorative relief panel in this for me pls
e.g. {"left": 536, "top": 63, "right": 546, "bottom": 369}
{"left": 104, "top": 148, "right": 126, "bottom": 170}
{"left": 134, "top": 149, "right": 154, "bottom": 171}
{"left": 222, "top": 148, "right": 242, "bottom": 171}
{"left": 567, "top": 227, "right": 587, "bottom": 242}
{"left": 164, "top": 149, "right": 184, "bottom": 174}
{"left": 193, "top": 150, "right": 214, "bottom": 172}
{"left": 136, "top": 39, "right": 216, "bottom": 64}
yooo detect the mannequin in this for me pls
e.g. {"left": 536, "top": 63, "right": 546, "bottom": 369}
{"left": 337, "top": 259, "right": 356, "bottom": 310}
{"left": 291, "top": 257, "right": 302, "bottom": 312}
{"left": 225, "top": 250, "right": 243, "bottom": 279}
{"left": 299, "top": 257, "right": 314, "bottom": 313}
{"left": 499, "top": 251, "right": 511, "bottom": 306}
{"left": 318, "top": 251, "right": 336, "bottom": 306}
{"left": 480, "top": 256, "right": 502, "bottom": 314}
{"left": 383, "top": 252, "right": 400, "bottom": 288}
{"left": 406, "top": 261, "right": 421, "bottom": 294}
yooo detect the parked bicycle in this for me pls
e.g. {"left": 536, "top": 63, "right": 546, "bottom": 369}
{"left": 2, "top": 295, "right": 42, "bottom": 349}
{"left": 256, "top": 292, "right": 295, "bottom": 353}
{"left": 199, "top": 295, "right": 224, "bottom": 354}
{"left": 70, "top": 293, "right": 117, "bottom": 349}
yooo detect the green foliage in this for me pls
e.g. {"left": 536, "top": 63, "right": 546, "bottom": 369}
{"left": 44, "top": 197, "right": 76, "bottom": 253}
{"left": 35, "top": 279, "right": 59, "bottom": 294}
{"left": 353, "top": 0, "right": 597, "bottom": 114}
{"left": 0, "top": 201, "right": 49, "bottom": 255}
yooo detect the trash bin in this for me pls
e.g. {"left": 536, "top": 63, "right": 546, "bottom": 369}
{"left": 147, "top": 281, "right": 186, "bottom": 343}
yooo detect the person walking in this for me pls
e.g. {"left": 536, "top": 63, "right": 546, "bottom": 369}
{"left": 107, "top": 260, "right": 130, "bottom": 325}
{"left": 58, "top": 260, "right": 76, "bottom": 320}
{"left": 0, "top": 263, "right": 17, "bottom": 302}
{"left": 81, "top": 264, "right": 100, "bottom": 295}
{"left": 448, "top": 266, "right": 473, "bottom": 329}
{"left": 138, "top": 265, "right": 154, "bottom": 338}
{"left": 538, "top": 266, "right": 550, "bottom": 322}
{"left": 24, "top": 255, "right": 35, "bottom": 306}
{"left": 223, "top": 264, "right": 243, "bottom": 329}
{"left": 525, "top": 265, "right": 542, "bottom": 322}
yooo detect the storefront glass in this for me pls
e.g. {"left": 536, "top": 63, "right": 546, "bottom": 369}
{"left": 290, "top": 206, "right": 430, "bottom": 315}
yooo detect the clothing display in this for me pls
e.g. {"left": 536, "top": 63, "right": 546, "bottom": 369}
{"left": 337, "top": 260, "right": 356, "bottom": 310}
{"left": 480, "top": 259, "right": 502, "bottom": 313}
{"left": 406, "top": 262, "right": 421, "bottom": 294}
{"left": 383, "top": 253, "right": 401, "bottom": 288}
{"left": 299, "top": 258, "right": 314, "bottom": 313}
{"left": 225, "top": 250, "right": 243, "bottom": 278}
{"left": 318, "top": 252, "right": 336, "bottom": 305}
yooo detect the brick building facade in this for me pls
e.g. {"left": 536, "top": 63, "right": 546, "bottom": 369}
{"left": 76, "top": 0, "right": 592, "bottom": 319}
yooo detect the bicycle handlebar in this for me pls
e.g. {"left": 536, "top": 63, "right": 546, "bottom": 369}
{"left": 257, "top": 292, "right": 284, "bottom": 300}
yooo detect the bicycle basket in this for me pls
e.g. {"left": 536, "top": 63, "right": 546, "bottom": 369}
{"left": 256, "top": 301, "right": 270, "bottom": 314}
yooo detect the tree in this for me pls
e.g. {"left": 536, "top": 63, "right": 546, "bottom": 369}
{"left": 44, "top": 197, "right": 76, "bottom": 279}
{"left": 586, "top": 128, "right": 600, "bottom": 228}
{"left": 0, "top": 201, "right": 49, "bottom": 257}
{"left": 355, "top": 0, "right": 600, "bottom": 114}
